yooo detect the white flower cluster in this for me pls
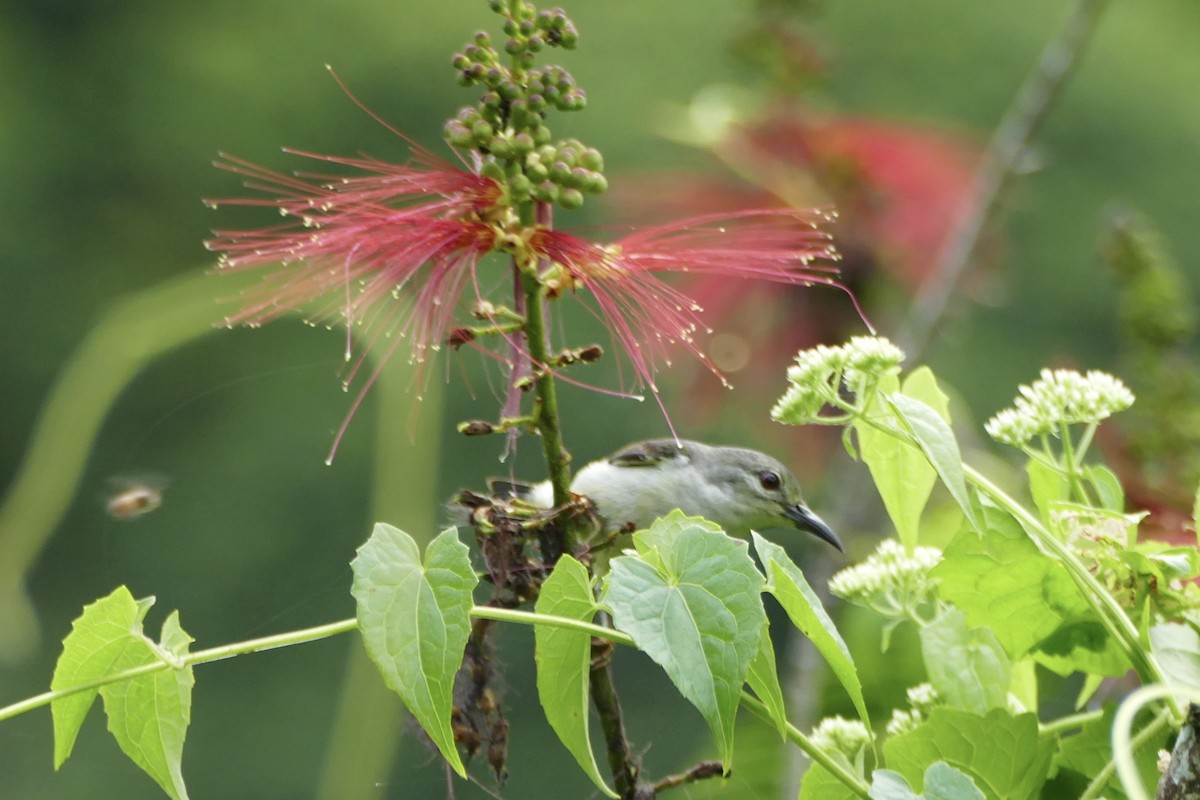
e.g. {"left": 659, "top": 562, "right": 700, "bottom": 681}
{"left": 808, "top": 715, "right": 871, "bottom": 761}
{"left": 984, "top": 369, "right": 1135, "bottom": 447}
{"left": 885, "top": 683, "right": 940, "bottom": 737}
{"left": 829, "top": 539, "right": 942, "bottom": 615}
{"left": 772, "top": 336, "right": 906, "bottom": 425}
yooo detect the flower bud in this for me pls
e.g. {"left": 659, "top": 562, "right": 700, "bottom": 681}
{"left": 559, "top": 188, "right": 584, "bottom": 209}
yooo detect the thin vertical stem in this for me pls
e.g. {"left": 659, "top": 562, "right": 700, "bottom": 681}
{"left": 899, "top": 0, "right": 1111, "bottom": 357}
{"left": 519, "top": 202, "right": 573, "bottom": 509}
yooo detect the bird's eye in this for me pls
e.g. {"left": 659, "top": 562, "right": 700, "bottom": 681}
{"left": 758, "top": 471, "right": 782, "bottom": 492}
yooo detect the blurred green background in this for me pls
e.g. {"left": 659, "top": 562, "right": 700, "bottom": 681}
{"left": 1, "top": 0, "right": 1197, "bottom": 797}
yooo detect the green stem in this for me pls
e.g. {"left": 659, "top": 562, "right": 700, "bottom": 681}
{"left": 0, "top": 618, "right": 359, "bottom": 723}
{"left": 0, "top": 607, "right": 637, "bottom": 724}
{"left": 1083, "top": 703, "right": 1173, "bottom": 800}
{"left": 1059, "top": 421, "right": 1090, "bottom": 503}
{"left": 1038, "top": 708, "right": 1104, "bottom": 738}
{"left": 740, "top": 692, "right": 871, "bottom": 799}
{"left": 518, "top": 203, "right": 572, "bottom": 510}
{"left": 962, "top": 464, "right": 1177, "bottom": 715}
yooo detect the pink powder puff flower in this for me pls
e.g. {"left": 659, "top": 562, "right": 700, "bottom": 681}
{"left": 207, "top": 143, "right": 853, "bottom": 455}
{"left": 531, "top": 208, "right": 857, "bottom": 415}
{"left": 205, "top": 146, "right": 508, "bottom": 459}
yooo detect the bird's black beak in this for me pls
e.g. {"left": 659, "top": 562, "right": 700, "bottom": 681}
{"left": 783, "top": 504, "right": 843, "bottom": 552}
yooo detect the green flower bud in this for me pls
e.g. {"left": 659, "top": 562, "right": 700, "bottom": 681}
{"left": 504, "top": 37, "right": 523, "bottom": 55}
{"left": 509, "top": 173, "right": 533, "bottom": 201}
{"left": 528, "top": 33, "right": 544, "bottom": 52}
{"left": 498, "top": 80, "right": 520, "bottom": 101}
{"left": 527, "top": 93, "right": 546, "bottom": 112}
{"left": 451, "top": 53, "right": 470, "bottom": 71}
{"left": 532, "top": 125, "right": 552, "bottom": 145}
{"left": 559, "top": 188, "right": 584, "bottom": 209}
{"left": 512, "top": 132, "right": 535, "bottom": 154}
{"left": 581, "top": 147, "right": 604, "bottom": 172}
{"left": 526, "top": 160, "right": 549, "bottom": 183}
{"left": 489, "top": 135, "right": 514, "bottom": 159}
{"left": 583, "top": 172, "right": 607, "bottom": 194}
{"left": 474, "top": 31, "right": 491, "bottom": 47}
{"left": 549, "top": 161, "right": 571, "bottom": 183}
{"left": 569, "top": 166, "right": 591, "bottom": 188}
{"left": 445, "top": 123, "right": 474, "bottom": 149}
{"left": 534, "top": 180, "right": 560, "bottom": 204}
{"left": 518, "top": 19, "right": 535, "bottom": 36}
{"left": 480, "top": 161, "right": 505, "bottom": 181}
{"left": 502, "top": 19, "right": 518, "bottom": 36}
{"left": 471, "top": 120, "right": 495, "bottom": 145}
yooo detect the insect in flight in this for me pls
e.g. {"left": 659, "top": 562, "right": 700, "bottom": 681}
{"left": 105, "top": 476, "right": 167, "bottom": 521}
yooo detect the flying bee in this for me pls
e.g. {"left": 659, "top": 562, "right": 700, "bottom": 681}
{"left": 105, "top": 476, "right": 167, "bottom": 521}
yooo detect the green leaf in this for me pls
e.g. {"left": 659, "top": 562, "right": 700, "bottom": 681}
{"left": 752, "top": 533, "right": 870, "bottom": 729}
{"left": 800, "top": 754, "right": 863, "bottom": 800}
{"left": 889, "top": 394, "right": 979, "bottom": 532}
{"left": 1193, "top": 482, "right": 1200, "bottom": 545}
{"left": 744, "top": 625, "right": 787, "bottom": 740}
{"left": 1026, "top": 458, "right": 1068, "bottom": 524}
{"left": 1150, "top": 623, "right": 1200, "bottom": 689}
{"left": 604, "top": 518, "right": 765, "bottom": 768}
{"left": 883, "top": 708, "right": 1054, "bottom": 800}
{"left": 870, "top": 763, "right": 985, "bottom": 800}
{"left": 932, "top": 507, "right": 1129, "bottom": 675}
{"left": 870, "top": 769, "right": 917, "bottom": 799}
{"left": 856, "top": 371, "right": 937, "bottom": 550}
{"left": 1084, "top": 465, "right": 1125, "bottom": 512}
{"left": 52, "top": 586, "right": 147, "bottom": 768}
{"left": 919, "top": 609, "right": 1010, "bottom": 714}
{"left": 51, "top": 587, "right": 195, "bottom": 800}
{"left": 351, "top": 524, "right": 477, "bottom": 777}
{"left": 923, "top": 761, "right": 986, "bottom": 800}
{"left": 100, "top": 610, "right": 194, "bottom": 800}
{"left": 533, "top": 556, "right": 615, "bottom": 798}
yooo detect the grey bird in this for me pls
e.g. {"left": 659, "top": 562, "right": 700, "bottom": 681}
{"left": 502, "top": 439, "right": 842, "bottom": 550}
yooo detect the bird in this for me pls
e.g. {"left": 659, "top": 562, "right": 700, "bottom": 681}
{"left": 491, "top": 438, "right": 842, "bottom": 550}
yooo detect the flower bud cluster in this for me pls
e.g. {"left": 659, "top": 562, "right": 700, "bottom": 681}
{"left": 829, "top": 539, "right": 941, "bottom": 620}
{"left": 808, "top": 716, "right": 871, "bottom": 764}
{"left": 984, "top": 369, "right": 1135, "bottom": 447}
{"left": 885, "top": 683, "right": 939, "bottom": 737}
{"left": 772, "top": 336, "right": 906, "bottom": 425}
{"left": 444, "top": 3, "right": 602, "bottom": 212}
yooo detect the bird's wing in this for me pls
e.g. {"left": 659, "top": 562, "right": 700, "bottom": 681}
{"left": 606, "top": 439, "right": 687, "bottom": 467}
{"left": 487, "top": 479, "right": 535, "bottom": 500}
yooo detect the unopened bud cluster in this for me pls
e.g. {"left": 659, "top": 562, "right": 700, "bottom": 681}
{"left": 984, "top": 369, "right": 1134, "bottom": 447}
{"left": 808, "top": 716, "right": 871, "bottom": 765}
{"left": 772, "top": 336, "right": 906, "bottom": 425}
{"left": 444, "top": 2, "right": 604, "bottom": 210}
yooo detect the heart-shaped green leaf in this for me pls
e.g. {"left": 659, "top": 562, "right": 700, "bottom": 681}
{"left": 351, "top": 524, "right": 477, "bottom": 777}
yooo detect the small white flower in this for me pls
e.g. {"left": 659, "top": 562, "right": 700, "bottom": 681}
{"left": 987, "top": 369, "right": 1133, "bottom": 448}
{"left": 774, "top": 336, "right": 906, "bottom": 425}
{"left": 983, "top": 407, "right": 1045, "bottom": 447}
{"left": 829, "top": 539, "right": 942, "bottom": 618}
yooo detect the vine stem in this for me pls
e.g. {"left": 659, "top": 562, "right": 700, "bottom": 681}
{"left": 740, "top": 693, "right": 871, "bottom": 799}
{"left": 0, "top": 608, "right": 634, "bottom": 724}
